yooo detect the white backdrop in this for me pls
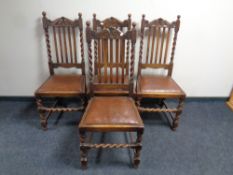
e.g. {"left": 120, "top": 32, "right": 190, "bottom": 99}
{"left": 0, "top": 0, "right": 233, "bottom": 97}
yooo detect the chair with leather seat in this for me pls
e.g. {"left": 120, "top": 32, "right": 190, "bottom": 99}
{"left": 79, "top": 21, "right": 144, "bottom": 169}
{"left": 35, "top": 12, "right": 86, "bottom": 130}
{"left": 136, "top": 15, "right": 186, "bottom": 130}
{"left": 91, "top": 14, "right": 132, "bottom": 95}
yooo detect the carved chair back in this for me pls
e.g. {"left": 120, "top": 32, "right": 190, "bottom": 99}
{"left": 42, "top": 12, "right": 85, "bottom": 75}
{"left": 86, "top": 22, "right": 137, "bottom": 96}
{"left": 93, "top": 14, "right": 131, "bottom": 31}
{"left": 92, "top": 14, "right": 131, "bottom": 76}
{"left": 138, "top": 15, "right": 180, "bottom": 77}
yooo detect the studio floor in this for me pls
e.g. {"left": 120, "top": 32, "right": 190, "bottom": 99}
{"left": 0, "top": 99, "right": 233, "bottom": 175}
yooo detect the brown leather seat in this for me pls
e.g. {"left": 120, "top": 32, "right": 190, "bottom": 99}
{"left": 137, "top": 75, "right": 185, "bottom": 97}
{"left": 35, "top": 75, "right": 85, "bottom": 97}
{"left": 79, "top": 96, "right": 143, "bottom": 131}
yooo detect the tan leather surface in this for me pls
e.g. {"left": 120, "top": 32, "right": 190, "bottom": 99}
{"left": 137, "top": 75, "right": 185, "bottom": 95}
{"left": 35, "top": 75, "right": 85, "bottom": 96}
{"left": 80, "top": 97, "right": 143, "bottom": 127}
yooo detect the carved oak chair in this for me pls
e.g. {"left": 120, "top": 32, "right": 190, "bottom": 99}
{"left": 136, "top": 15, "right": 186, "bottom": 130}
{"left": 91, "top": 14, "right": 132, "bottom": 95}
{"left": 79, "top": 21, "right": 144, "bottom": 169}
{"left": 35, "top": 12, "right": 86, "bottom": 130}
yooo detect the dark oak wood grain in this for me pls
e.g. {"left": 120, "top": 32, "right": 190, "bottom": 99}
{"left": 35, "top": 12, "right": 86, "bottom": 130}
{"left": 136, "top": 15, "right": 185, "bottom": 131}
{"left": 79, "top": 21, "right": 143, "bottom": 169}
{"left": 87, "top": 16, "right": 135, "bottom": 96}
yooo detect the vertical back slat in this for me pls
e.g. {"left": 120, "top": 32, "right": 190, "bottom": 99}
{"left": 159, "top": 27, "right": 166, "bottom": 63}
{"left": 116, "top": 39, "right": 119, "bottom": 83}
{"left": 110, "top": 39, "right": 113, "bottom": 83}
{"left": 53, "top": 27, "right": 59, "bottom": 63}
{"left": 163, "top": 28, "right": 171, "bottom": 64}
{"left": 145, "top": 27, "right": 151, "bottom": 63}
{"left": 58, "top": 27, "right": 64, "bottom": 62}
{"left": 155, "top": 27, "right": 160, "bottom": 64}
{"left": 103, "top": 39, "right": 108, "bottom": 83}
{"left": 67, "top": 27, "right": 73, "bottom": 63}
{"left": 120, "top": 39, "right": 125, "bottom": 84}
{"left": 98, "top": 39, "right": 101, "bottom": 83}
{"left": 72, "top": 27, "right": 77, "bottom": 63}
{"left": 63, "top": 27, "right": 68, "bottom": 63}
{"left": 150, "top": 27, "right": 156, "bottom": 63}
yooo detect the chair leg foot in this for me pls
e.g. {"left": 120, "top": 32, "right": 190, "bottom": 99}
{"left": 80, "top": 131, "right": 88, "bottom": 169}
{"left": 36, "top": 98, "right": 48, "bottom": 130}
{"left": 172, "top": 113, "right": 179, "bottom": 130}
{"left": 172, "top": 97, "right": 185, "bottom": 131}
{"left": 40, "top": 119, "right": 48, "bottom": 130}
{"left": 81, "top": 156, "right": 88, "bottom": 170}
{"left": 133, "top": 158, "right": 140, "bottom": 169}
{"left": 80, "top": 146, "right": 88, "bottom": 169}
{"left": 133, "top": 131, "right": 143, "bottom": 168}
{"left": 39, "top": 110, "right": 48, "bottom": 130}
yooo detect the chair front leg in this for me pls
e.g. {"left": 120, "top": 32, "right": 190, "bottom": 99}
{"left": 133, "top": 130, "right": 143, "bottom": 168}
{"left": 36, "top": 98, "right": 48, "bottom": 130}
{"left": 172, "top": 96, "right": 185, "bottom": 131}
{"left": 80, "top": 130, "right": 88, "bottom": 169}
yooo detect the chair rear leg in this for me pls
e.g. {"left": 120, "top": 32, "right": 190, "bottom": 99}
{"left": 159, "top": 98, "right": 165, "bottom": 108}
{"left": 172, "top": 97, "right": 185, "bottom": 131}
{"left": 136, "top": 97, "right": 142, "bottom": 108}
{"left": 133, "top": 130, "right": 143, "bottom": 168}
{"left": 80, "top": 95, "right": 87, "bottom": 109}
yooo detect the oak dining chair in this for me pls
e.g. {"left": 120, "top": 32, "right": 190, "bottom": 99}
{"left": 136, "top": 15, "right": 186, "bottom": 130}
{"left": 35, "top": 12, "right": 86, "bottom": 130}
{"left": 79, "top": 21, "right": 144, "bottom": 169}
